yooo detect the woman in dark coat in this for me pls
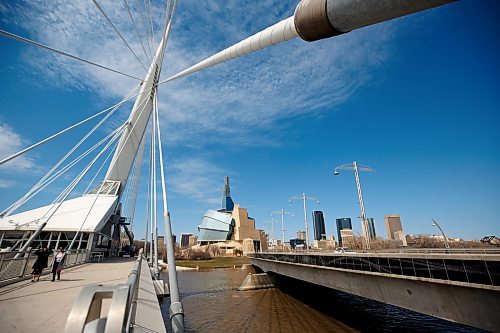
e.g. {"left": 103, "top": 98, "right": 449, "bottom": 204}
{"left": 31, "top": 246, "right": 50, "bottom": 282}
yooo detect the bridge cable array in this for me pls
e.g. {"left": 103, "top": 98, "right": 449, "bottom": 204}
{"left": 0, "top": 29, "right": 142, "bottom": 81}
{"left": 1, "top": 84, "right": 141, "bottom": 217}
{"left": 92, "top": 0, "right": 149, "bottom": 73}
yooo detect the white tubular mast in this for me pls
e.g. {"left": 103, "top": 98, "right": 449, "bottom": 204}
{"left": 105, "top": 11, "right": 171, "bottom": 196}
{"left": 163, "top": 0, "right": 454, "bottom": 83}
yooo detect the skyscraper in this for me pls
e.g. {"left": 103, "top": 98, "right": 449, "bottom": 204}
{"left": 296, "top": 230, "right": 306, "bottom": 240}
{"left": 385, "top": 215, "right": 403, "bottom": 240}
{"left": 336, "top": 218, "right": 352, "bottom": 246}
{"left": 312, "top": 210, "right": 326, "bottom": 240}
{"left": 367, "top": 217, "right": 376, "bottom": 239}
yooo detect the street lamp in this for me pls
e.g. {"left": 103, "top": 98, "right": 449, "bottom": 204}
{"left": 432, "top": 218, "right": 450, "bottom": 249}
{"left": 289, "top": 193, "right": 319, "bottom": 249}
{"left": 272, "top": 209, "right": 293, "bottom": 252}
{"left": 333, "top": 161, "right": 375, "bottom": 250}
{"left": 263, "top": 214, "right": 277, "bottom": 250}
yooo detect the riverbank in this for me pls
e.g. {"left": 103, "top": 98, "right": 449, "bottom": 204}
{"left": 175, "top": 256, "right": 251, "bottom": 269}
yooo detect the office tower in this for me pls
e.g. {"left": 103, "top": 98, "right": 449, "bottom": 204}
{"left": 221, "top": 176, "right": 234, "bottom": 212}
{"left": 340, "top": 229, "right": 355, "bottom": 247}
{"left": 385, "top": 215, "right": 403, "bottom": 240}
{"left": 312, "top": 210, "right": 326, "bottom": 240}
{"left": 336, "top": 218, "right": 352, "bottom": 246}
{"left": 367, "top": 217, "right": 376, "bottom": 239}
{"left": 297, "top": 230, "right": 306, "bottom": 240}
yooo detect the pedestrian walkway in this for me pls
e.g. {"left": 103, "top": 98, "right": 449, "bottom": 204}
{"left": 0, "top": 257, "right": 136, "bottom": 333}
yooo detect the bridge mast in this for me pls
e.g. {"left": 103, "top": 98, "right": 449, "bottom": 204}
{"left": 104, "top": 20, "right": 169, "bottom": 198}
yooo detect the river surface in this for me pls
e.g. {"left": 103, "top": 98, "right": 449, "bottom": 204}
{"left": 161, "top": 268, "right": 484, "bottom": 333}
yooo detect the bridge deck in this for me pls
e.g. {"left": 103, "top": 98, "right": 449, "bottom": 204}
{"left": 0, "top": 258, "right": 135, "bottom": 333}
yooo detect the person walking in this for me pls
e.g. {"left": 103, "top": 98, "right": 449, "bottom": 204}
{"left": 51, "top": 247, "right": 66, "bottom": 282}
{"left": 31, "top": 246, "right": 50, "bottom": 282}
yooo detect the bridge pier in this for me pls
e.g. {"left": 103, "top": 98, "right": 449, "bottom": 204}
{"left": 252, "top": 257, "right": 500, "bottom": 332}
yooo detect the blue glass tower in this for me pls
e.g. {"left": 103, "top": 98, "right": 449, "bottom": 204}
{"left": 336, "top": 218, "right": 352, "bottom": 246}
{"left": 367, "top": 217, "right": 376, "bottom": 239}
{"left": 312, "top": 210, "right": 326, "bottom": 240}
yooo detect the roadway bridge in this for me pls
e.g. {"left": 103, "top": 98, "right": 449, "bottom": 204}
{"left": 249, "top": 249, "right": 500, "bottom": 332}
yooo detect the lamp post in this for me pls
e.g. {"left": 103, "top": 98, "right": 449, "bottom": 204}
{"left": 272, "top": 209, "right": 293, "bottom": 252}
{"left": 289, "top": 193, "right": 320, "bottom": 249}
{"left": 264, "top": 214, "right": 276, "bottom": 250}
{"left": 432, "top": 218, "right": 450, "bottom": 249}
{"left": 333, "top": 161, "right": 375, "bottom": 250}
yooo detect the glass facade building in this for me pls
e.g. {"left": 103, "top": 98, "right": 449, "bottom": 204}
{"left": 197, "top": 210, "right": 234, "bottom": 243}
{"left": 312, "top": 210, "right": 326, "bottom": 240}
{"left": 367, "top": 217, "right": 376, "bottom": 239}
{"left": 336, "top": 218, "right": 352, "bottom": 246}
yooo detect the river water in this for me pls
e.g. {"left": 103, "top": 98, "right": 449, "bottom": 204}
{"left": 161, "top": 268, "right": 484, "bottom": 333}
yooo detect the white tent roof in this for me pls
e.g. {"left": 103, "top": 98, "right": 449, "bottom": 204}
{"left": 0, "top": 195, "right": 119, "bottom": 233}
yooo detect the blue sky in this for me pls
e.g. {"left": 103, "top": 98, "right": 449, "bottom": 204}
{"left": 0, "top": 0, "right": 499, "bottom": 242}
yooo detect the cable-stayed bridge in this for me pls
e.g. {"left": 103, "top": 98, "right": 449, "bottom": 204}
{"left": 2, "top": 1, "right": 496, "bottom": 333}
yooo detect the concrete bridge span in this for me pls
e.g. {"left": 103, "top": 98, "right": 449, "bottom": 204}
{"left": 250, "top": 252, "right": 500, "bottom": 332}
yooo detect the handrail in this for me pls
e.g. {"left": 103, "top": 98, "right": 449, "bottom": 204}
{"left": 64, "top": 249, "right": 144, "bottom": 333}
{"left": 264, "top": 248, "right": 500, "bottom": 255}
{"left": 251, "top": 251, "right": 500, "bottom": 286}
{"left": 0, "top": 249, "right": 89, "bottom": 285}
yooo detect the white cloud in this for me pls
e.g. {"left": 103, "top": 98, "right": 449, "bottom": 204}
{"left": 0, "top": 123, "right": 35, "bottom": 173}
{"left": 1, "top": 0, "right": 396, "bottom": 199}
{"left": 0, "top": 179, "right": 16, "bottom": 189}
{"left": 167, "top": 155, "right": 228, "bottom": 204}
{"left": 1, "top": 0, "right": 395, "bottom": 147}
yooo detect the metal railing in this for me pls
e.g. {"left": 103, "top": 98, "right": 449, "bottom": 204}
{"left": 366, "top": 248, "right": 500, "bottom": 255}
{"left": 251, "top": 252, "right": 500, "bottom": 287}
{"left": 64, "top": 249, "right": 143, "bottom": 333}
{"left": 0, "top": 249, "right": 89, "bottom": 284}
{"left": 266, "top": 247, "right": 500, "bottom": 255}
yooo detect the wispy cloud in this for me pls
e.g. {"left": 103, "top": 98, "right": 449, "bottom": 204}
{"left": 0, "top": 179, "right": 16, "bottom": 189}
{"left": 167, "top": 155, "right": 227, "bottom": 204}
{"left": 1, "top": 0, "right": 395, "bottom": 198}
{"left": 0, "top": 123, "right": 35, "bottom": 174}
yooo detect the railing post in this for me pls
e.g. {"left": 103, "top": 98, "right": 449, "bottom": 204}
{"left": 20, "top": 251, "right": 31, "bottom": 278}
